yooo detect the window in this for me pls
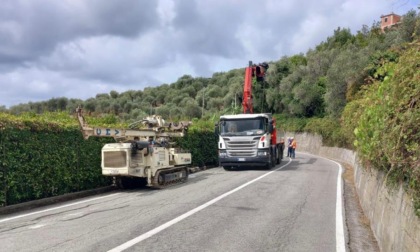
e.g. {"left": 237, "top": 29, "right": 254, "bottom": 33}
{"left": 220, "top": 118, "right": 267, "bottom": 136}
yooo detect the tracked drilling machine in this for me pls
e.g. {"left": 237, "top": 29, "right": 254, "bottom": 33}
{"left": 76, "top": 107, "right": 192, "bottom": 188}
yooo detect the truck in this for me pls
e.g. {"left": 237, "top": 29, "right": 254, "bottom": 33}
{"left": 76, "top": 107, "right": 192, "bottom": 188}
{"left": 215, "top": 61, "right": 285, "bottom": 170}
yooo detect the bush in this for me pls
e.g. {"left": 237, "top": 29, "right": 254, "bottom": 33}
{"left": 304, "top": 117, "right": 349, "bottom": 147}
{"left": 0, "top": 112, "right": 113, "bottom": 206}
{"left": 354, "top": 43, "right": 420, "bottom": 215}
{"left": 274, "top": 114, "right": 308, "bottom": 132}
{"left": 177, "top": 119, "right": 218, "bottom": 167}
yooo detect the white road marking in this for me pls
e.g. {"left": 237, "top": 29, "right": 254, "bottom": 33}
{"left": 67, "top": 212, "right": 83, "bottom": 216}
{"left": 332, "top": 160, "right": 346, "bottom": 252}
{"left": 108, "top": 159, "right": 293, "bottom": 252}
{"left": 28, "top": 224, "right": 46, "bottom": 229}
{"left": 297, "top": 152, "right": 347, "bottom": 252}
{"left": 0, "top": 193, "right": 121, "bottom": 223}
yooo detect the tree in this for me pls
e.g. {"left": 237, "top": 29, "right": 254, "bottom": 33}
{"left": 59, "top": 97, "right": 69, "bottom": 111}
{"left": 398, "top": 10, "right": 418, "bottom": 42}
{"left": 97, "top": 99, "right": 111, "bottom": 113}
{"left": 207, "top": 97, "right": 224, "bottom": 111}
{"left": 325, "top": 45, "right": 369, "bottom": 117}
{"left": 183, "top": 100, "right": 201, "bottom": 119}
{"left": 183, "top": 86, "right": 197, "bottom": 98}
{"left": 169, "top": 107, "right": 183, "bottom": 120}
{"left": 155, "top": 104, "right": 171, "bottom": 119}
{"left": 84, "top": 98, "right": 96, "bottom": 113}
{"left": 96, "top": 93, "right": 110, "bottom": 99}
{"left": 110, "top": 90, "right": 119, "bottom": 99}
{"left": 175, "top": 75, "right": 194, "bottom": 89}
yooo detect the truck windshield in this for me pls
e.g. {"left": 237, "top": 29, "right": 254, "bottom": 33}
{"left": 220, "top": 118, "right": 266, "bottom": 136}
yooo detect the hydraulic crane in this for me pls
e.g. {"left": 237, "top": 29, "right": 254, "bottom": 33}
{"left": 215, "top": 61, "right": 284, "bottom": 170}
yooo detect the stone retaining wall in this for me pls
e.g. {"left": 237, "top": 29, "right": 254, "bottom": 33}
{"left": 288, "top": 132, "right": 420, "bottom": 252}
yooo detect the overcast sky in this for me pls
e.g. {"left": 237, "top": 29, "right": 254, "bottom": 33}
{"left": 0, "top": 0, "right": 418, "bottom": 108}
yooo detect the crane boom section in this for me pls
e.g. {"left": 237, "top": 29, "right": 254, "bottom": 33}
{"left": 242, "top": 65, "right": 254, "bottom": 114}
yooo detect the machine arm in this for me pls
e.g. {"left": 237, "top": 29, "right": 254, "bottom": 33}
{"left": 76, "top": 106, "right": 190, "bottom": 140}
{"left": 241, "top": 61, "right": 269, "bottom": 114}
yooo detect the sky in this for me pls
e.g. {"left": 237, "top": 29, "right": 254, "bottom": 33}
{"left": 0, "top": 0, "right": 418, "bottom": 108}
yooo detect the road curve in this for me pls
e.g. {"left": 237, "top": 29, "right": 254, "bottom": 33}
{"left": 0, "top": 153, "right": 346, "bottom": 252}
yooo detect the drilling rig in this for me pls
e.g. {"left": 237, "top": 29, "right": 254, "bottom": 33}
{"left": 76, "top": 107, "right": 192, "bottom": 188}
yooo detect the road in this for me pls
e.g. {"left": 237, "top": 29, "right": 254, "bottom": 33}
{"left": 0, "top": 153, "right": 346, "bottom": 252}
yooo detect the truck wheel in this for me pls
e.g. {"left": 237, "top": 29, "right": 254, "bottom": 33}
{"left": 223, "top": 166, "right": 232, "bottom": 171}
{"left": 265, "top": 160, "right": 273, "bottom": 170}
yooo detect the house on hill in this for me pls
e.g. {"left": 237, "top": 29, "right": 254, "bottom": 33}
{"left": 380, "top": 13, "right": 402, "bottom": 32}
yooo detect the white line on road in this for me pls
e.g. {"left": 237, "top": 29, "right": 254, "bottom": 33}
{"left": 108, "top": 159, "right": 293, "bottom": 252}
{"left": 332, "top": 159, "right": 346, "bottom": 252}
{"left": 0, "top": 193, "right": 121, "bottom": 223}
{"left": 297, "top": 152, "right": 347, "bottom": 252}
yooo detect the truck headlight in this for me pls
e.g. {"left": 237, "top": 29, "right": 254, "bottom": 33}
{"left": 219, "top": 150, "right": 227, "bottom": 158}
{"left": 257, "top": 151, "right": 269, "bottom": 156}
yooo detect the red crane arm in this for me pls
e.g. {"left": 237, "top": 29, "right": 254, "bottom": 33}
{"left": 242, "top": 62, "right": 254, "bottom": 114}
{"left": 242, "top": 61, "right": 268, "bottom": 114}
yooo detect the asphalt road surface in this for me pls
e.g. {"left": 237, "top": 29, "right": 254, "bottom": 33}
{"left": 0, "top": 153, "right": 347, "bottom": 252}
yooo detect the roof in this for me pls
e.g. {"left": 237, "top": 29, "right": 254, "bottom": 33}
{"left": 381, "top": 13, "right": 401, "bottom": 18}
{"left": 220, "top": 113, "right": 272, "bottom": 120}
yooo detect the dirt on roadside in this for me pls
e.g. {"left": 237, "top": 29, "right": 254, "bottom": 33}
{"left": 342, "top": 163, "right": 380, "bottom": 252}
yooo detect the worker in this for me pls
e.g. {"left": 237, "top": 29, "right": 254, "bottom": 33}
{"left": 291, "top": 137, "right": 297, "bottom": 158}
{"left": 287, "top": 137, "right": 292, "bottom": 157}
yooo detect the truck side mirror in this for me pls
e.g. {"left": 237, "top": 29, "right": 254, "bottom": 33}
{"left": 214, "top": 122, "right": 219, "bottom": 137}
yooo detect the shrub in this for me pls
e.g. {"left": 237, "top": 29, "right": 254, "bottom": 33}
{"left": 354, "top": 43, "right": 420, "bottom": 215}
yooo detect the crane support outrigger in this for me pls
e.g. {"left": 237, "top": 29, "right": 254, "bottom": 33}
{"left": 76, "top": 107, "right": 192, "bottom": 188}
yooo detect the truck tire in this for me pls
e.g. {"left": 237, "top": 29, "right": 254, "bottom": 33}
{"left": 223, "top": 166, "right": 232, "bottom": 171}
{"left": 265, "top": 157, "right": 273, "bottom": 170}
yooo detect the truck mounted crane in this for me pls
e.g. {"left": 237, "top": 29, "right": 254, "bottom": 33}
{"left": 215, "top": 61, "right": 284, "bottom": 170}
{"left": 76, "top": 107, "right": 192, "bottom": 188}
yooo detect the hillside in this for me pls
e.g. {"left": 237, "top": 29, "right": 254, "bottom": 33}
{"left": 2, "top": 10, "right": 418, "bottom": 122}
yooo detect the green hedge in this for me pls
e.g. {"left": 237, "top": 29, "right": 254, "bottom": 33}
{"left": 177, "top": 119, "right": 218, "bottom": 167}
{"left": 0, "top": 113, "right": 217, "bottom": 206}
{"left": 0, "top": 113, "right": 114, "bottom": 206}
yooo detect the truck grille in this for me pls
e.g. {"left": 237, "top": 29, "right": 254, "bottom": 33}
{"left": 104, "top": 151, "right": 127, "bottom": 168}
{"left": 225, "top": 139, "right": 258, "bottom": 157}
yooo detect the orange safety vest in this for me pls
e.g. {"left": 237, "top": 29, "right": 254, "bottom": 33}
{"left": 291, "top": 140, "right": 297, "bottom": 149}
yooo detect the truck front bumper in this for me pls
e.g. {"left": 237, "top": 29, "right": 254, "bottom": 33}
{"left": 219, "top": 156, "right": 270, "bottom": 167}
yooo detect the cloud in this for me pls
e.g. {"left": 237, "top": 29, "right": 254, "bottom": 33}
{"left": 0, "top": 0, "right": 417, "bottom": 108}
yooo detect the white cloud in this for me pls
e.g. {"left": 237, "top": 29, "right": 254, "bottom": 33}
{"left": 290, "top": 14, "right": 328, "bottom": 55}
{"left": 0, "top": 0, "right": 417, "bottom": 108}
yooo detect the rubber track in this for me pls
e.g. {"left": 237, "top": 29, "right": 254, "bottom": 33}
{"left": 151, "top": 167, "right": 188, "bottom": 189}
